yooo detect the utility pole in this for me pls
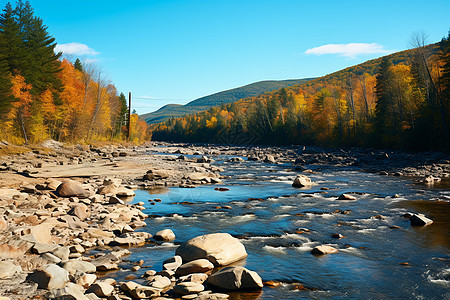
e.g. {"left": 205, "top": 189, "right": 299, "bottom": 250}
{"left": 127, "top": 92, "right": 131, "bottom": 141}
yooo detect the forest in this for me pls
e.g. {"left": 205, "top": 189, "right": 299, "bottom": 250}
{"left": 152, "top": 34, "right": 450, "bottom": 151}
{"left": 0, "top": 1, "right": 148, "bottom": 144}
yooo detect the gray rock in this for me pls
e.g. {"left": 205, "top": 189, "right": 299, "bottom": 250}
{"left": 207, "top": 266, "right": 263, "bottom": 290}
{"left": 175, "top": 233, "right": 247, "bottom": 266}
{"left": 27, "top": 264, "right": 69, "bottom": 290}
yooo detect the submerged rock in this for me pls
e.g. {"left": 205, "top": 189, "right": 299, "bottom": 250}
{"left": 337, "top": 194, "right": 357, "bottom": 200}
{"left": 175, "top": 233, "right": 247, "bottom": 266}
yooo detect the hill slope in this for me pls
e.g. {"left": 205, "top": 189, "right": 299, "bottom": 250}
{"left": 140, "top": 78, "right": 314, "bottom": 124}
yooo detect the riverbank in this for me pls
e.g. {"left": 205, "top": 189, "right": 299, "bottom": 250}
{"left": 0, "top": 141, "right": 448, "bottom": 299}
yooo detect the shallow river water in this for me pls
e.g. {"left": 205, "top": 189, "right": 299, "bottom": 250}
{"left": 110, "top": 154, "right": 449, "bottom": 299}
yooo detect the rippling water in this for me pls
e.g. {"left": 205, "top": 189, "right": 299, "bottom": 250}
{"left": 110, "top": 155, "right": 450, "bottom": 299}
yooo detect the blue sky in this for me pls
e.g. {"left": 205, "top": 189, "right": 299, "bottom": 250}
{"left": 21, "top": 0, "right": 450, "bottom": 114}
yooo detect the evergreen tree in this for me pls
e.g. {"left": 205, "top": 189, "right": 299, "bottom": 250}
{"left": 74, "top": 58, "right": 83, "bottom": 72}
{"left": 0, "top": 2, "right": 28, "bottom": 74}
{"left": 0, "top": 30, "right": 14, "bottom": 118}
{"left": 374, "top": 57, "right": 393, "bottom": 145}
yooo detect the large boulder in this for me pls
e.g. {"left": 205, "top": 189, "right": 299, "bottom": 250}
{"left": 175, "top": 233, "right": 247, "bottom": 266}
{"left": 207, "top": 266, "right": 263, "bottom": 290}
{"left": 0, "top": 261, "right": 22, "bottom": 279}
{"left": 56, "top": 180, "right": 90, "bottom": 198}
{"left": 292, "top": 175, "right": 313, "bottom": 188}
{"left": 27, "top": 264, "right": 69, "bottom": 290}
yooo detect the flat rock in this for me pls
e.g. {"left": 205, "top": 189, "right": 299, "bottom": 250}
{"left": 176, "top": 259, "right": 214, "bottom": 276}
{"left": 410, "top": 214, "right": 433, "bottom": 226}
{"left": 337, "top": 194, "right": 357, "bottom": 200}
{"left": 32, "top": 243, "right": 58, "bottom": 255}
{"left": 175, "top": 233, "right": 247, "bottom": 266}
{"left": 62, "top": 260, "right": 96, "bottom": 275}
{"left": 0, "top": 261, "right": 22, "bottom": 279}
{"left": 146, "top": 275, "right": 171, "bottom": 289}
{"left": 207, "top": 266, "right": 263, "bottom": 290}
{"left": 173, "top": 282, "right": 205, "bottom": 295}
{"left": 311, "top": 245, "right": 339, "bottom": 255}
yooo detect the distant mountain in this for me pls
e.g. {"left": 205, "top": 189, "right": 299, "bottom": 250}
{"left": 140, "top": 78, "right": 314, "bottom": 124}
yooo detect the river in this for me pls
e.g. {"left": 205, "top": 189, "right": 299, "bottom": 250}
{"left": 107, "top": 153, "right": 449, "bottom": 299}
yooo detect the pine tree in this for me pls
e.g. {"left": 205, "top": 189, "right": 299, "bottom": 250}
{"left": 0, "top": 2, "right": 28, "bottom": 74}
{"left": 74, "top": 58, "right": 83, "bottom": 72}
{"left": 0, "top": 30, "right": 14, "bottom": 118}
{"left": 374, "top": 56, "right": 393, "bottom": 145}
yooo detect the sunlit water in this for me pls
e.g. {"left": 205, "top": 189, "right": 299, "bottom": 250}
{"left": 106, "top": 155, "right": 450, "bottom": 299}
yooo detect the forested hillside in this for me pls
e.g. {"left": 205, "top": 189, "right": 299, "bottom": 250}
{"left": 152, "top": 35, "right": 450, "bottom": 151}
{"left": 141, "top": 79, "right": 314, "bottom": 124}
{"left": 0, "top": 1, "right": 148, "bottom": 144}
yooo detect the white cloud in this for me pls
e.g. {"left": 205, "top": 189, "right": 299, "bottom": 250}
{"left": 304, "top": 43, "right": 394, "bottom": 58}
{"left": 55, "top": 42, "right": 99, "bottom": 56}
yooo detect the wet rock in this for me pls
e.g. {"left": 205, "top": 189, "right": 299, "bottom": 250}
{"left": 173, "top": 282, "right": 205, "bottom": 295}
{"left": 311, "top": 245, "right": 339, "bottom": 255}
{"left": 154, "top": 229, "right": 176, "bottom": 242}
{"left": 163, "top": 255, "right": 183, "bottom": 271}
{"left": 47, "top": 282, "right": 89, "bottom": 300}
{"left": 176, "top": 259, "right": 214, "bottom": 276}
{"left": 337, "top": 194, "right": 357, "bottom": 200}
{"left": 292, "top": 175, "right": 313, "bottom": 188}
{"left": 86, "top": 282, "right": 114, "bottom": 297}
{"left": 409, "top": 214, "right": 433, "bottom": 226}
{"left": 331, "top": 233, "right": 344, "bottom": 239}
{"left": 56, "top": 180, "right": 90, "bottom": 198}
{"left": 27, "top": 264, "right": 69, "bottom": 289}
{"left": 175, "top": 233, "right": 248, "bottom": 266}
{"left": 207, "top": 266, "right": 263, "bottom": 290}
{"left": 0, "top": 261, "right": 22, "bottom": 279}
{"left": 62, "top": 260, "right": 96, "bottom": 275}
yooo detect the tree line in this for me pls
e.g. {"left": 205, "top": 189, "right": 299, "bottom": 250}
{"left": 0, "top": 1, "right": 148, "bottom": 144}
{"left": 151, "top": 33, "right": 450, "bottom": 151}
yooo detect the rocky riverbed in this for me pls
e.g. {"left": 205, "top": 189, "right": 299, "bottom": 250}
{"left": 0, "top": 141, "right": 449, "bottom": 299}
